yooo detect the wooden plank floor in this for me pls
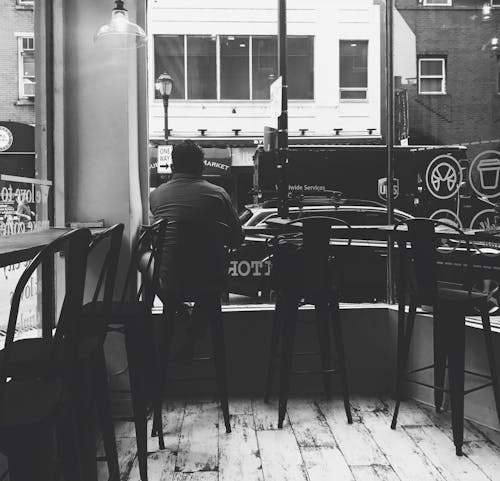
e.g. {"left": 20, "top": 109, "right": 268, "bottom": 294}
{"left": 102, "top": 397, "right": 500, "bottom": 481}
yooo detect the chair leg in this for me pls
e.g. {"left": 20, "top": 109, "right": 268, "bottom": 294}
{"left": 93, "top": 348, "right": 120, "bottom": 481}
{"left": 208, "top": 297, "right": 231, "bottom": 434}
{"left": 56, "top": 407, "right": 84, "bottom": 481}
{"left": 315, "top": 302, "right": 332, "bottom": 400}
{"left": 480, "top": 306, "right": 500, "bottom": 425}
{"left": 447, "top": 310, "right": 465, "bottom": 456}
{"left": 125, "top": 321, "right": 149, "bottom": 481}
{"left": 264, "top": 294, "right": 283, "bottom": 403}
{"left": 391, "top": 300, "right": 417, "bottom": 429}
{"left": 330, "top": 299, "right": 352, "bottom": 424}
{"left": 433, "top": 307, "right": 448, "bottom": 413}
{"left": 278, "top": 294, "right": 298, "bottom": 429}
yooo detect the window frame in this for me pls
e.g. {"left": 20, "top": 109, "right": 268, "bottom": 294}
{"left": 491, "top": 0, "right": 500, "bottom": 7}
{"left": 16, "top": 33, "right": 35, "bottom": 101}
{"left": 153, "top": 34, "right": 314, "bottom": 102}
{"left": 422, "top": 0, "right": 452, "bottom": 6}
{"left": 418, "top": 56, "right": 446, "bottom": 95}
{"left": 339, "top": 40, "right": 369, "bottom": 102}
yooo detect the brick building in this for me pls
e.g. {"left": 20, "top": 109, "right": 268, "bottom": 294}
{"left": 0, "top": 0, "right": 34, "bottom": 124}
{"left": 396, "top": 0, "right": 500, "bottom": 158}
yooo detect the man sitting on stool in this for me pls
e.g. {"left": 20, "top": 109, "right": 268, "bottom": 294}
{"left": 149, "top": 139, "right": 243, "bottom": 359}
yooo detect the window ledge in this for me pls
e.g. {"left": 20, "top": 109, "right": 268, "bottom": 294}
{"left": 15, "top": 99, "right": 34, "bottom": 106}
{"left": 15, "top": 4, "right": 33, "bottom": 10}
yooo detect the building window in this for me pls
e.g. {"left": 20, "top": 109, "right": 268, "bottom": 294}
{"left": 154, "top": 35, "right": 314, "bottom": 101}
{"left": 339, "top": 40, "right": 368, "bottom": 100}
{"left": 418, "top": 57, "right": 446, "bottom": 94}
{"left": 422, "top": 0, "right": 452, "bottom": 5}
{"left": 18, "top": 36, "right": 35, "bottom": 100}
{"left": 16, "top": 0, "right": 34, "bottom": 7}
{"left": 492, "top": 0, "right": 500, "bottom": 6}
{"left": 220, "top": 36, "right": 250, "bottom": 100}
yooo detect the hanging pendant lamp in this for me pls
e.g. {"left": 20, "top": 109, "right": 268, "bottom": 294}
{"left": 94, "top": 0, "right": 146, "bottom": 49}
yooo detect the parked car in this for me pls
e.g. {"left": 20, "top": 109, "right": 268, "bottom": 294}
{"left": 228, "top": 197, "right": 413, "bottom": 303}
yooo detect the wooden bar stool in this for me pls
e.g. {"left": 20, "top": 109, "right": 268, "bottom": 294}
{"left": 391, "top": 218, "right": 500, "bottom": 456}
{"left": 264, "top": 216, "right": 353, "bottom": 428}
{"left": 153, "top": 220, "right": 232, "bottom": 436}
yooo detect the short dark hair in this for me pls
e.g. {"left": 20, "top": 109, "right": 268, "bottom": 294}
{"left": 171, "top": 140, "right": 204, "bottom": 175}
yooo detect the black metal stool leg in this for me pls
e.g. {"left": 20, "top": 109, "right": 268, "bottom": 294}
{"left": 480, "top": 306, "right": 500, "bottom": 425}
{"left": 447, "top": 311, "right": 465, "bottom": 456}
{"left": 315, "top": 302, "right": 332, "bottom": 400}
{"left": 264, "top": 294, "right": 283, "bottom": 403}
{"left": 391, "top": 301, "right": 417, "bottom": 429}
{"left": 208, "top": 296, "right": 231, "bottom": 434}
{"left": 433, "top": 307, "right": 447, "bottom": 413}
{"left": 330, "top": 299, "right": 352, "bottom": 424}
{"left": 278, "top": 294, "right": 298, "bottom": 429}
{"left": 93, "top": 348, "right": 120, "bottom": 480}
{"left": 125, "top": 322, "right": 149, "bottom": 481}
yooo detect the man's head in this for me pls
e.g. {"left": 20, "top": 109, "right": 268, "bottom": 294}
{"left": 171, "top": 140, "right": 204, "bottom": 176}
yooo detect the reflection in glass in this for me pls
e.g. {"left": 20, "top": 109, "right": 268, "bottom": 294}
{"left": 187, "top": 36, "right": 217, "bottom": 99}
{"left": 154, "top": 35, "right": 185, "bottom": 100}
{"left": 220, "top": 36, "right": 249, "bottom": 99}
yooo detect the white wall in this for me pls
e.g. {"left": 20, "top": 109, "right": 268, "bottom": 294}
{"left": 148, "top": 0, "right": 381, "bottom": 140}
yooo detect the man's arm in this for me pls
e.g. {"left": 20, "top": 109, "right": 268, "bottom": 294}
{"left": 219, "top": 190, "right": 244, "bottom": 248}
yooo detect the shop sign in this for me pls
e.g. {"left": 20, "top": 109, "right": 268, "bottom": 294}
{"left": 0, "top": 126, "right": 14, "bottom": 152}
{"left": 203, "top": 153, "right": 231, "bottom": 177}
{"left": 468, "top": 150, "right": 500, "bottom": 200}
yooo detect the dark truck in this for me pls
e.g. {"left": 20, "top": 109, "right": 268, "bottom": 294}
{"left": 227, "top": 145, "right": 500, "bottom": 304}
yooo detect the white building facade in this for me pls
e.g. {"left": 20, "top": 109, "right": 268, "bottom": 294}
{"left": 148, "top": 0, "right": 383, "bottom": 155}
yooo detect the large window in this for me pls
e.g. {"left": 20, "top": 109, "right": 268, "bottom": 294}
{"left": 17, "top": 35, "right": 35, "bottom": 100}
{"left": 339, "top": 40, "right": 368, "bottom": 100}
{"left": 418, "top": 57, "right": 446, "bottom": 94}
{"left": 154, "top": 35, "right": 314, "bottom": 100}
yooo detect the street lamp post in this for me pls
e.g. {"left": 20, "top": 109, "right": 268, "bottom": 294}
{"left": 155, "top": 72, "right": 173, "bottom": 142}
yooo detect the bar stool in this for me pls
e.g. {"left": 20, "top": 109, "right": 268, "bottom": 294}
{"left": 0, "top": 228, "right": 91, "bottom": 481}
{"left": 391, "top": 218, "right": 500, "bottom": 456}
{"left": 103, "top": 218, "right": 169, "bottom": 481}
{"left": 153, "top": 220, "right": 232, "bottom": 436}
{"left": 265, "top": 216, "right": 353, "bottom": 428}
{"left": 0, "top": 224, "right": 124, "bottom": 481}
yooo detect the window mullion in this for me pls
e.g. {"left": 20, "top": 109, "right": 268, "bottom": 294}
{"left": 216, "top": 35, "right": 221, "bottom": 100}
{"left": 249, "top": 35, "right": 253, "bottom": 100}
{"left": 184, "top": 35, "right": 188, "bottom": 100}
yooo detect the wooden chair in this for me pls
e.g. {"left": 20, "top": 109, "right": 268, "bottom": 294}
{"left": 264, "top": 216, "right": 353, "bottom": 428}
{"left": 391, "top": 218, "right": 500, "bottom": 456}
{"left": 0, "top": 228, "right": 91, "bottom": 481}
{"left": 152, "top": 219, "right": 232, "bottom": 436}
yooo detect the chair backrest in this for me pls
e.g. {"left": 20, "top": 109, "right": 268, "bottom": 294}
{"left": 271, "top": 216, "right": 351, "bottom": 297}
{"left": 160, "top": 219, "right": 230, "bottom": 297}
{"left": 86, "top": 223, "right": 124, "bottom": 342}
{"left": 394, "top": 217, "right": 471, "bottom": 305}
{"left": 120, "top": 218, "right": 169, "bottom": 306}
{"left": 0, "top": 228, "right": 91, "bottom": 394}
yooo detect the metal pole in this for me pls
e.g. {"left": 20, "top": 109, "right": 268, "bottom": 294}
{"left": 163, "top": 95, "right": 169, "bottom": 142}
{"left": 277, "top": 0, "right": 289, "bottom": 218}
{"left": 386, "top": 0, "right": 395, "bottom": 302}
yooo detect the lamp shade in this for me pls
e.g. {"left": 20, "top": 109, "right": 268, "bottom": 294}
{"left": 94, "top": 0, "right": 146, "bottom": 49}
{"left": 156, "top": 73, "right": 174, "bottom": 97}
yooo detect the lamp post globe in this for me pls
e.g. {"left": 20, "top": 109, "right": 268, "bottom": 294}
{"left": 156, "top": 73, "right": 173, "bottom": 141}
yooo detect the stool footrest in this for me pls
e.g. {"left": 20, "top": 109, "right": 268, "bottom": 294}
{"left": 291, "top": 369, "right": 337, "bottom": 376}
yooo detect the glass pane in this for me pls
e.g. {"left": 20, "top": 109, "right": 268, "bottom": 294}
{"left": 420, "top": 59, "right": 443, "bottom": 76}
{"left": 288, "top": 36, "right": 314, "bottom": 99}
{"left": 23, "top": 55, "right": 35, "bottom": 77}
{"left": 187, "top": 36, "right": 217, "bottom": 99}
{"left": 252, "top": 36, "right": 278, "bottom": 100}
{"left": 340, "top": 90, "right": 367, "bottom": 100}
{"left": 154, "top": 35, "right": 185, "bottom": 100}
{"left": 420, "top": 78, "right": 443, "bottom": 93}
{"left": 23, "top": 80, "right": 35, "bottom": 96}
{"left": 339, "top": 40, "right": 368, "bottom": 89}
{"left": 220, "top": 36, "right": 249, "bottom": 99}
